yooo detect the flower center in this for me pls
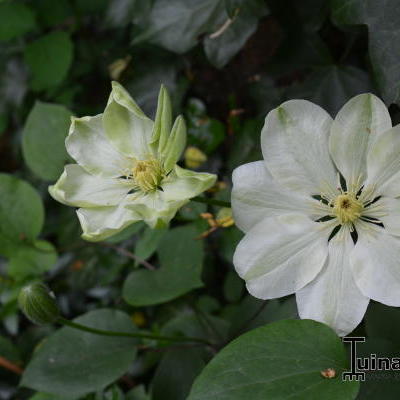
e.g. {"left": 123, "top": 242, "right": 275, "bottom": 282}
{"left": 332, "top": 193, "right": 363, "bottom": 224}
{"left": 132, "top": 159, "right": 163, "bottom": 193}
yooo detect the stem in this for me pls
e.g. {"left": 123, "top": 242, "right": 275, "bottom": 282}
{"left": 57, "top": 317, "right": 211, "bottom": 345}
{"left": 192, "top": 196, "right": 231, "bottom": 208}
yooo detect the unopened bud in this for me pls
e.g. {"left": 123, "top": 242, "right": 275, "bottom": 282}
{"left": 18, "top": 283, "right": 60, "bottom": 325}
{"left": 184, "top": 146, "right": 207, "bottom": 169}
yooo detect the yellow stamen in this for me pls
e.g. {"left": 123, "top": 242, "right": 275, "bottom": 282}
{"left": 132, "top": 159, "right": 163, "bottom": 193}
{"left": 332, "top": 193, "right": 363, "bottom": 224}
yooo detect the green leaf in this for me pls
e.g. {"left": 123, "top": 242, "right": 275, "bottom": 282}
{"left": 0, "top": 174, "right": 44, "bottom": 258}
{"left": 0, "top": 1, "right": 36, "bottom": 41}
{"left": 223, "top": 270, "right": 243, "bottom": 303}
{"left": 287, "top": 65, "right": 372, "bottom": 115}
{"left": 34, "top": 0, "right": 72, "bottom": 27}
{"left": 204, "top": 0, "right": 268, "bottom": 68}
{"left": 8, "top": 240, "right": 57, "bottom": 281}
{"left": 133, "top": 0, "right": 224, "bottom": 53}
{"left": 188, "top": 319, "right": 359, "bottom": 400}
{"left": 123, "top": 224, "right": 204, "bottom": 306}
{"left": 152, "top": 348, "right": 206, "bottom": 400}
{"left": 21, "top": 309, "right": 138, "bottom": 398}
{"left": 332, "top": 0, "right": 400, "bottom": 105}
{"left": 22, "top": 101, "right": 72, "bottom": 181}
{"left": 24, "top": 31, "right": 73, "bottom": 91}
{"left": 126, "top": 385, "right": 151, "bottom": 400}
{"left": 134, "top": 227, "right": 167, "bottom": 263}
{"left": 29, "top": 393, "right": 75, "bottom": 400}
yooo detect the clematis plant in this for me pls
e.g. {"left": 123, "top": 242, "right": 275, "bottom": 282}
{"left": 50, "top": 82, "right": 216, "bottom": 241}
{"left": 232, "top": 94, "right": 400, "bottom": 336}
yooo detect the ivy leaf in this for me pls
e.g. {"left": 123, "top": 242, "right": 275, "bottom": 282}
{"left": 332, "top": 0, "right": 400, "bottom": 105}
{"left": 204, "top": 0, "right": 268, "bottom": 68}
{"left": 0, "top": 1, "right": 36, "bottom": 41}
{"left": 123, "top": 225, "right": 204, "bottom": 306}
{"left": 21, "top": 309, "right": 138, "bottom": 398}
{"left": 0, "top": 174, "right": 44, "bottom": 258}
{"left": 188, "top": 319, "right": 359, "bottom": 400}
{"left": 132, "top": 0, "right": 225, "bottom": 53}
{"left": 287, "top": 65, "right": 372, "bottom": 115}
{"left": 22, "top": 101, "right": 72, "bottom": 181}
{"left": 24, "top": 31, "right": 73, "bottom": 91}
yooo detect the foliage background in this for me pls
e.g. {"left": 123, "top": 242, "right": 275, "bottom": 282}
{"left": 0, "top": 0, "right": 399, "bottom": 399}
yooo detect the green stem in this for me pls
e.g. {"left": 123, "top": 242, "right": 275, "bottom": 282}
{"left": 57, "top": 317, "right": 211, "bottom": 345}
{"left": 191, "top": 196, "right": 231, "bottom": 208}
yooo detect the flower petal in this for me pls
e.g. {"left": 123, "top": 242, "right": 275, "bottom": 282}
{"left": 126, "top": 191, "right": 187, "bottom": 229}
{"left": 233, "top": 214, "right": 329, "bottom": 299}
{"left": 161, "top": 165, "right": 216, "bottom": 202}
{"left": 261, "top": 100, "right": 337, "bottom": 196}
{"left": 363, "top": 197, "right": 400, "bottom": 236}
{"left": 364, "top": 124, "right": 400, "bottom": 197}
{"left": 351, "top": 223, "right": 400, "bottom": 306}
{"left": 329, "top": 93, "right": 391, "bottom": 191}
{"left": 66, "top": 114, "right": 131, "bottom": 178}
{"left": 103, "top": 81, "right": 154, "bottom": 159}
{"left": 297, "top": 229, "right": 369, "bottom": 337}
{"left": 232, "top": 161, "right": 320, "bottom": 232}
{"left": 49, "top": 164, "right": 131, "bottom": 207}
{"left": 77, "top": 201, "right": 141, "bottom": 242}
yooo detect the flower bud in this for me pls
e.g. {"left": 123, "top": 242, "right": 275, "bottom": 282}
{"left": 18, "top": 283, "right": 60, "bottom": 325}
{"left": 184, "top": 146, "right": 207, "bottom": 169}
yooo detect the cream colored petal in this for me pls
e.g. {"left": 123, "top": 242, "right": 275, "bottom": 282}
{"left": 66, "top": 114, "right": 131, "bottom": 178}
{"left": 261, "top": 100, "right": 337, "bottom": 197}
{"left": 232, "top": 161, "right": 321, "bottom": 233}
{"left": 329, "top": 93, "right": 391, "bottom": 191}
{"left": 161, "top": 165, "right": 216, "bottom": 202}
{"left": 363, "top": 197, "right": 400, "bottom": 236}
{"left": 49, "top": 164, "right": 132, "bottom": 207}
{"left": 233, "top": 214, "right": 330, "bottom": 299}
{"left": 77, "top": 201, "right": 141, "bottom": 242}
{"left": 297, "top": 228, "right": 369, "bottom": 337}
{"left": 364, "top": 124, "right": 400, "bottom": 197}
{"left": 103, "top": 82, "right": 154, "bottom": 159}
{"left": 351, "top": 223, "right": 400, "bottom": 307}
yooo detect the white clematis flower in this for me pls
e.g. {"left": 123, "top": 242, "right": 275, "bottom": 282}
{"left": 49, "top": 82, "right": 216, "bottom": 241}
{"left": 232, "top": 93, "right": 400, "bottom": 336}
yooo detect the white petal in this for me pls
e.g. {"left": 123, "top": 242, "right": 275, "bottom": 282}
{"left": 297, "top": 229, "right": 369, "bottom": 337}
{"left": 66, "top": 115, "right": 131, "bottom": 178}
{"left": 363, "top": 197, "right": 400, "bottom": 236}
{"left": 77, "top": 201, "right": 141, "bottom": 242}
{"left": 364, "top": 124, "right": 400, "bottom": 197}
{"left": 103, "top": 82, "right": 154, "bottom": 159}
{"left": 329, "top": 93, "right": 391, "bottom": 191}
{"left": 233, "top": 214, "right": 329, "bottom": 299}
{"left": 232, "top": 161, "right": 321, "bottom": 232}
{"left": 161, "top": 165, "right": 216, "bottom": 202}
{"left": 126, "top": 191, "right": 187, "bottom": 229}
{"left": 261, "top": 100, "right": 337, "bottom": 197}
{"left": 49, "top": 164, "right": 132, "bottom": 207}
{"left": 351, "top": 223, "right": 400, "bottom": 306}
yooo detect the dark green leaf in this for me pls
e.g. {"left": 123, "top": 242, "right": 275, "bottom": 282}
{"left": 133, "top": 0, "right": 224, "bottom": 53}
{"left": 204, "top": 1, "right": 268, "bottom": 68}
{"left": 8, "top": 240, "right": 57, "bottom": 281}
{"left": 152, "top": 348, "right": 206, "bottom": 400}
{"left": 0, "top": 1, "right": 36, "bottom": 41}
{"left": 0, "top": 174, "right": 44, "bottom": 258}
{"left": 188, "top": 319, "right": 359, "bottom": 400}
{"left": 21, "top": 309, "right": 138, "bottom": 398}
{"left": 22, "top": 101, "right": 72, "bottom": 181}
{"left": 134, "top": 227, "right": 167, "bottom": 263}
{"left": 287, "top": 65, "right": 373, "bottom": 115}
{"left": 123, "top": 225, "right": 204, "bottom": 306}
{"left": 332, "top": 0, "right": 400, "bottom": 105}
{"left": 24, "top": 31, "right": 73, "bottom": 91}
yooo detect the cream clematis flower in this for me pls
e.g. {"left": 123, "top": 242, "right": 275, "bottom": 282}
{"left": 232, "top": 94, "right": 400, "bottom": 336}
{"left": 49, "top": 82, "right": 216, "bottom": 241}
